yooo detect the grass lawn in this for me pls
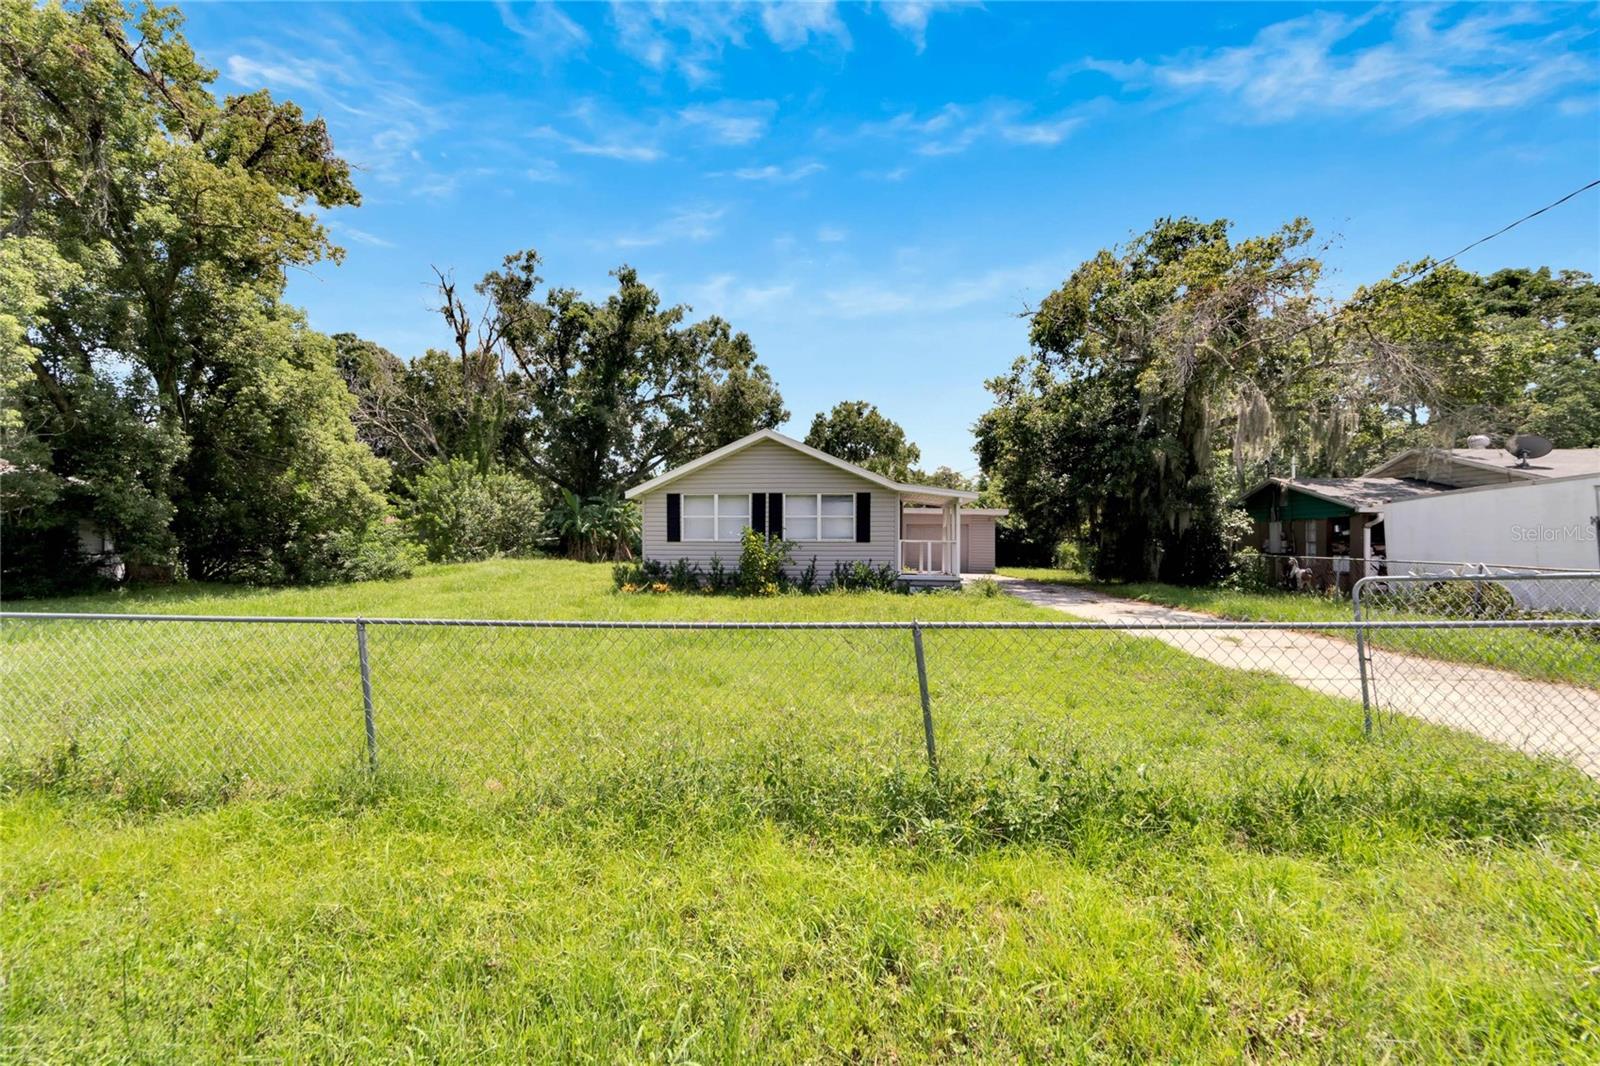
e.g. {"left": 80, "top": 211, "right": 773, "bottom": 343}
{"left": 999, "top": 567, "right": 1600, "bottom": 689}
{"left": 5, "top": 560, "right": 1600, "bottom": 1061}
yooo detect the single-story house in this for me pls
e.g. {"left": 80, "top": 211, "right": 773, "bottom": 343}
{"left": 1241, "top": 477, "right": 1451, "bottom": 590}
{"left": 624, "top": 430, "right": 1002, "bottom": 586}
{"left": 1241, "top": 445, "right": 1600, "bottom": 591}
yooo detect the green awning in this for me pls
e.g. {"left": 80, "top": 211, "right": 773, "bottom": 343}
{"left": 1243, "top": 486, "right": 1355, "bottom": 523}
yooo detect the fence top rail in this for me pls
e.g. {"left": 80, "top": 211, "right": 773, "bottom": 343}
{"left": 1264, "top": 555, "right": 1598, "bottom": 575}
{"left": 1353, "top": 570, "right": 1600, "bottom": 585}
{"left": 3, "top": 611, "right": 1597, "bottom": 632}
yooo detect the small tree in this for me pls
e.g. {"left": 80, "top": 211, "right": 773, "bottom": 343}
{"left": 738, "top": 528, "right": 793, "bottom": 596}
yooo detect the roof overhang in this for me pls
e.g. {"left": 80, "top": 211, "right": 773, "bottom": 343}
{"left": 624, "top": 429, "right": 979, "bottom": 502}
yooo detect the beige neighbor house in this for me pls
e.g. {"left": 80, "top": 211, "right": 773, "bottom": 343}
{"left": 625, "top": 429, "right": 1004, "bottom": 588}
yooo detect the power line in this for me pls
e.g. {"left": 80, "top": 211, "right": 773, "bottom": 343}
{"left": 1411, "top": 177, "right": 1600, "bottom": 280}
{"left": 1279, "top": 176, "right": 1600, "bottom": 344}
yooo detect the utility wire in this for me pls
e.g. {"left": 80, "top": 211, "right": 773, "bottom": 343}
{"left": 1282, "top": 176, "right": 1600, "bottom": 343}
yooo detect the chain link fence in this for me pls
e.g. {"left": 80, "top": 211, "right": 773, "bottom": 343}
{"left": 1244, "top": 552, "right": 1595, "bottom": 596}
{"left": 3, "top": 576, "right": 1597, "bottom": 801}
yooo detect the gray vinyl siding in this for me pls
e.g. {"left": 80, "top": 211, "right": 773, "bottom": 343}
{"left": 637, "top": 439, "right": 899, "bottom": 574}
{"left": 902, "top": 512, "right": 998, "bottom": 573}
{"left": 962, "top": 515, "right": 997, "bottom": 572}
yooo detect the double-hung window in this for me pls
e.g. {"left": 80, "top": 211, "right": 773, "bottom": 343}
{"left": 681, "top": 493, "right": 750, "bottom": 541}
{"left": 784, "top": 493, "right": 855, "bottom": 540}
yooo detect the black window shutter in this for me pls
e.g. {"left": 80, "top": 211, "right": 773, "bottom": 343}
{"left": 855, "top": 492, "right": 871, "bottom": 543}
{"left": 751, "top": 493, "right": 766, "bottom": 535}
{"left": 666, "top": 493, "right": 681, "bottom": 542}
{"left": 768, "top": 492, "right": 784, "bottom": 538}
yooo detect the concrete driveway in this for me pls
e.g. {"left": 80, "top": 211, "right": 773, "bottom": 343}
{"left": 993, "top": 576, "right": 1600, "bottom": 776}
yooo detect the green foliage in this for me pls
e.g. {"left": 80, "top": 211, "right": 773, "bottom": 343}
{"left": 299, "top": 519, "right": 422, "bottom": 584}
{"left": 1, "top": 0, "right": 386, "bottom": 593}
{"left": 909, "top": 465, "right": 974, "bottom": 490}
{"left": 667, "top": 558, "right": 701, "bottom": 592}
{"left": 829, "top": 560, "right": 902, "bottom": 592}
{"left": 173, "top": 313, "right": 393, "bottom": 584}
{"left": 1477, "top": 267, "right": 1600, "bottom": 447}
{"left": 445, "top": 250, "right": 785, "bottom": 511}
{"left": 979, "top": 217, "right": 1325, "bottom": 584}
{"left": 804, "top": 401, "right": 922, "bottom": 480}
{"left": 541, "top": 490, "right": 639, "bottom": 563}
{"left": 335, "top": 334, "right": 520, "bottom": 485}
{"left": 737, "top": 528, "right": 793, "bottom": 596}
{"left": 408, "top": 460, "right": 543, "bottom": 564}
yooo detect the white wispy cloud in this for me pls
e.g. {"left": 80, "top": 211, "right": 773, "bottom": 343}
{"left": 608, "top": 0, "right": 960, "bottom": 83}
{"left": 496, "top": 0, "right": 589, "bottom": 58}
{"left": 685, "top": 274, "right": 797, "bottom": 317}
{"left": 610, "top": 206, "right": 727, "bottom": 249}
{"left": 822, "top": 262, "right": 1062, "bottom": 319}
{"left": 327, "top": 220, "right": 397, "bottom": 248}
{"left": 525, "top": 159, "right": 562, "bottom": 182}
{"left": 721, "top": 161, "right": 826, "bottom": 182}
{"left": 880, "top": 1, "right": 971, "bottom": 53}
{"left": 816, "top": 225, "right": 847, "bottom": 243}
{"left": 1079, "top": 6, "right": 1596, "bottom": 122}
{"left": 678, "top": 100, "right": 777, "bottom": 145}
{"left": 610, "top": 1, "right": 751, "bottom": 86}
{"left": 541, "top": 130, "right": 664, "bottom": 162}
{"left": 861, "top": 100, "right": 1083, "bottom": 156}
{"left": 533, "top": 99, "right": 667, "bottom": 162}
{"left": 760, "top": 1, "right": 850, "bottom": 50}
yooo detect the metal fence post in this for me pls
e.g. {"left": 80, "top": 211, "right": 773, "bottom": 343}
{"left": 1352, "top": 580, "right": 1372, "bottom": 737}
{"left": 911, "top": 621, "right": 937, "bottom": 774}
{"left": 356, "top": 619, "right": 377, "bottom": 771}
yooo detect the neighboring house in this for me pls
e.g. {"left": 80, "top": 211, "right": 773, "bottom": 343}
{"left": 1383, "top": 473, "right": 1600, "bottom": 589}
{"left": 1241, "top": 446, "right": 1600, "bottom": 592}
{"left": 625, "top": 430, "right": 990, "bottom": 587}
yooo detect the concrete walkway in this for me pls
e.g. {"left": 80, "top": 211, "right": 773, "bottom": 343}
{"left": 992, "top": 576, "right": 1600, "bottom": 775}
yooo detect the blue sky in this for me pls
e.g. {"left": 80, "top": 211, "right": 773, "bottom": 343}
{"left": 184, "top": 2, "right": 1600, "bottom": 473}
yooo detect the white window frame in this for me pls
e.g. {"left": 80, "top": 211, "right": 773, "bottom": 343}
{"left": 784, "top": 493, "right": 856, "bottom": 542}
{"left": 680, "top": 493, "right": 751, "bottom": 542}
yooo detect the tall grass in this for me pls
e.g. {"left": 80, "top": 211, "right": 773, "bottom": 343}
{"left": 5, "top": 561, "right": 1599, "bottom": 1061}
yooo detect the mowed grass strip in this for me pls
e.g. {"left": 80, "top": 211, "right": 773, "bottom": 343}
{"left": 4, "top": 791, "right": 1599, "bottom": 1062}
{"left": 999, "top": 567, "right": 1600, "bottom": 689}
{"left": 4, "top": 560, "right": 1599, "bottom": 1060}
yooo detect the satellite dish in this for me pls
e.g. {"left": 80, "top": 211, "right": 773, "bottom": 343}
{"left": 1505, "top": 433, "right": 1554, "bottom": 466}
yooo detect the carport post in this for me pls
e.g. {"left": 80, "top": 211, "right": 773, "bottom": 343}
{"left": 357, "top": 619, "right": 377, "bottom": 771}
{"left": 912, "top": 621, "right": 937, "bottom": 774}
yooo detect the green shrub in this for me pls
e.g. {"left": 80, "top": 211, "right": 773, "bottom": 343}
{"left": 668, "top": 559, "right": 703, "bottom": 592}
{"left": 738, "top": 529, "right": 793, "bottom": 596}
{"left": 830, "top": 561, "right": 901, "bottom": 592}
{"left": 1224, "top": 548, "right": 1275, "bottom": 593}
{"left": 304, "top": 517, "right": 423, "bottom": 583}
{"left": 706, "top": 555, "right": 735, "bottom": 594}
{"left": 1414, "top": 578, "right": 1520, "bottom": 619}
{"left": 409, "top": 460, "right": 543, "bottom": 563}
{"left": 1052, "top": 539, "right": 1085, "bottom": 572}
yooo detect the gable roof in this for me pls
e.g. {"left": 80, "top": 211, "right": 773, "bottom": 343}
{"left": 1364, "top": 447, "right": 1600, "bottom": 483}
{"left": 1243, "top": 476, "right": 1451, "bottom": 514}
{"left": 624, "top": 429, "right": 979, "bottom": 502}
